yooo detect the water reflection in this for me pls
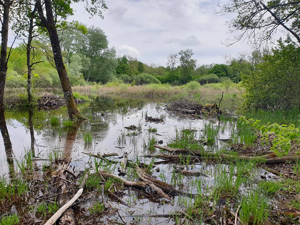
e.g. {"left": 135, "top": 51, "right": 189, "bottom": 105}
{"left": 0, "top": 109, "right": 15, "bottom": 178}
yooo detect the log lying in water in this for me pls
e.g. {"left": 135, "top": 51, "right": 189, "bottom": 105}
{"left": 153, "top": 145, "right": 300, "bottom": 164}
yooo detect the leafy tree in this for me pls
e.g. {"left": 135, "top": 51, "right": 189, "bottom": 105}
{"left": 178, "top": 49, "right": 197, "bottom": 84}
{"left": 227, "top": 55, "right": 252, "bottom": 82}
{"left": 80, "top": 26, "right": 117, "bottom": 83}
{"left": 138, "top": 61, "right": 144, "bottom": 73}
{"left": 35, "top": 0, "right": 107, "bottom": 119}
{"left": 220, "top": 0, "right": 300, "bottom": 44}
{"left": 242, "top": 38, "right": 300, "bottom": 111}
{"left": 116, "top": 56, "right": 130, "bottom": 75}
{"left": 208, "top": 64, "right": 230, "bottom": 78}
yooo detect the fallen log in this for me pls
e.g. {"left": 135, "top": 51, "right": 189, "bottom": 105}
{"left": 45, "top": 174, "right": 88, "bottom": 225}
{"left": 98, "top": 171, "right": 170, "bottom": 200}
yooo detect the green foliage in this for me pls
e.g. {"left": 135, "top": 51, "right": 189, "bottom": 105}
{"left": 134, "top": 73, "right": 161, "bottom": 85}
{"left": 118, "top": 74, "right": 133, "bottom": 83}
{"left": 179, "top": 49, "right": 197, "bottom": 84}
{"left": 196, "top": 74, "right": 220, "bottom": 85}
{"left": 50, "top": 117, "right": 60, "bottom": 126}
{"left": 239, "top": 190, "right": 269, "bottom": 225}
{"left": 185, "top": 81, "right": 201, "bottom": 91}
{"left": 0, "top": 214, "right": 19, "bottom": 225}
{"left": 258, "top": 181, "right": 282, "bottom": 195}
{"left": 208, "top": 64, "right": 229, "bottom": 77}
{"left": 242, "top": 39, "right": 300, "bottom": 110}
{"left": 83, "top": 132, "right": 93, "bottom": 144}
{"left": 116, "top": 56, "right": 130, "bottom": 75}
{"left": 73, "top": 92, "right": 90, "bottom": 101}
{"left": 148, "top": 128, "right": 157, "bottom": 133}
{"left": 240, "top": 116, "right": 300, "bottom": 156}
{"left": 90, "top": 202, "right": 105, "bottom": 214}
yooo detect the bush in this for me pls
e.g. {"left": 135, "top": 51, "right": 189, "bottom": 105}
{"left": 197, "top": 74, "right": 220, "bottom": 85}
{"left": 135, "top": 73, "right": 161, "bottom": 85}
{"left": 186, "top": 81, "right": 201, "bottom": 91}
{"left": 119, "top": 74, "right": 133, "bottom": 83}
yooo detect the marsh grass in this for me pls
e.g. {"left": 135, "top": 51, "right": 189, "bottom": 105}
{"left": 16, "top": 149, "right": 33, "bottom": 175}
{"left": 204, "top": 123, "right": 219, "bottom": 146}
{"left": 239, "top": 190, "right": 269, "bottom": 225}
{"left": 244, "top": 107, "right": 300, "bottom": 126}
{"left": 0, "top": 177, "right": 28, "bottom": 201}
{"left": 83, "top": 132, "right": 93, "bottom": 144}
{"left": 232, "top": 119, "right": 257, "bottom": 146}
{"left": 0, "top": 214, "right": 19, "bottom": 225}
{"left": 293, "top": 160, "right": 300, "bottom": 176}
{"left": 148, "top": 137, "right": 156, "bottom": 151}
{"left": 50, "top": 116, "right": 59, "bottom": 126}
{"left": 168, "top": 129, "right": 204, "bottom": 151}
{"left": 36, "top": 202, "right": 59, "bottom": 217}
{"left": 214, "top": 164, "right": 244, "bottom": 198}
{"left": 258, "top": 181, "right": 282, "bottom": 195}
{"left": 148, "top": 127, "right": 157, "bottom": 133}
{"left": 48, "top": 150, "right": 62, "bottom": 162}
{"left": 90, "top": 202, "right": 105, "bottom": 214}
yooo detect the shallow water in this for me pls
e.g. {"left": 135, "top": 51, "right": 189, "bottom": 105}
{"left": 0, "top": 97, "right": 265, "bottom": 224}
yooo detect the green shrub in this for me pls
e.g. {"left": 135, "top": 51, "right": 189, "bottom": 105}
{"left": 50, "top": 117, "right": 60, "bottom": 126}
{"left": 119, "top": 74, "right": 133, "bottom": 83}
{"left": 197, "top": 74, "right": 220, "bottom": 85}
{"left": 73, "top": 92, "right": 90, "bottom": 101}
{"left": 186, "top": 81, "right": 201, "bottom": 91}
{"left": 63, "top": 120, "right": 74, "bottom": 127}
{"left": 135, "top": 73, "right": 161, "bottom": 85}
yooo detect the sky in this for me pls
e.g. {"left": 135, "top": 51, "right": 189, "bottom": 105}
{"left": 69, "top": 0, "right": 252, "bottom": 67}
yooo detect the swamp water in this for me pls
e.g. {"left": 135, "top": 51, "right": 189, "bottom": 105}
{"left": 0, "top": 97, "right": 276, "bottom": 224}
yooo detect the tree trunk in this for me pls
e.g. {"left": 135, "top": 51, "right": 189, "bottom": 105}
{"left": 0, "top": 0, "right": 13, "bottom": 176}
{"left": 36, "top": 0, "right": 80, "bottom": 119}
{"left": 27, "top": 8, "right": 35, "bottom": 104}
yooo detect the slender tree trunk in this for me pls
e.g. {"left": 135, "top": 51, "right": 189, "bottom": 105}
{"left": 27, "top": 8, "right": 35, "bottom": 104}
{"left": 36, "top": 0, "right": 80, "bottom": 119}
{"left": 0, "top": 0, "right": 13, "bottom": 158}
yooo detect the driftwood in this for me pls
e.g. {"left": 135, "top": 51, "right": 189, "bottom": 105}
{"left": 135, "top": 166, "right": 195, "bottom": 197}
{"left": 45, "top": 173, "right": 88, "bottom": 225}
{"left": 118, "top": 152, "right": 128, "bottom": 176}
{"left": 82, "top": 152, "right": 119, "bottom": 158}
{"left": 153, "top": 145, "right": 300, "bottom": 164}
{"left": 98, "top": 171, "right": 170, "bottom": 200}
{"left": 44, "top": 189, "right": 83, "bottom": 225}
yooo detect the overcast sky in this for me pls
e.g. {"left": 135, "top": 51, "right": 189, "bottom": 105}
{"left": 68, "top": 0, "right": 253, "bottom": 67}
{"left": 72, "top": 0, "right": 255, "bottom": 67}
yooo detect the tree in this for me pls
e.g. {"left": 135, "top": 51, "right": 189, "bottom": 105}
{"left": 35, "top": 0, "right": 107, "bottom": 119}
{"left": 208, "top": 64, "right": 230, "bottom": 78}
{"left": 0, "top": 0, "right": 16, "bottom": 157}
{"left": 178, "top": 49, "right": 197, "bottom": 84}
{"left": 116, "top": 56, "right": 130, "bottom": 75}
{"left": 221, "top": 0, "right": 300, "bottom": 44}
{"left": 242, "top": 39, "right": 300, "bottom": 111}
{"left": 80, "top": 26, "right": 117, "bottom": 83}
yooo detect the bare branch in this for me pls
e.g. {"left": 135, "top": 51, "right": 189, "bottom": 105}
{"left": 7, "top": 34, "right": 18, "bottom": 62}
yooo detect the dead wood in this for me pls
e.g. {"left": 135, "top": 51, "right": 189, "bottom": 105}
{"left": 107, "top": 189, "right": 128, "bottom": 206}
{"left": 44, "top": 188, "right": 83, "bottom": 225}
{"left": 175, "top": 169, "right": 208, "bottom": 177}
{"left": 118, "top": 152, "right": 128, "bottom": 176}
{"left": 135, "top": 166, "right": 196, "bottom": 197}
{"left": 99, "top": 171, "right": 147, "bottom": 189}
{"left": 82, "top": 152, "right": 119, "bottom": 158}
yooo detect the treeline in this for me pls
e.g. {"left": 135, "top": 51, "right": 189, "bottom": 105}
{"left": 7, "top": 25, "right": 252, "bottom": 88}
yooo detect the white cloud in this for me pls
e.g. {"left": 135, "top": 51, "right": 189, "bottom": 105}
{"left": 117, "top": 45, "right": 140, "bottom": 58}
{"left": 70, "top": 0, "right": 253, "bottom": 66}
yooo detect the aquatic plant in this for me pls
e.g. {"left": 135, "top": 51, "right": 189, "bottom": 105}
{"left": 50, "top": 116, "right": 60, "bottom": 126}
{"left": 83, "top": 132, "right": 93, "bottom": 144}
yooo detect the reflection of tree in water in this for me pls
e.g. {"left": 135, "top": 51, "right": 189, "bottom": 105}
{"left": 63, "top": 120, "right": 83, "bottom": 161}
{"left": 0, "top": 109, "right": 15, "bottom": 179}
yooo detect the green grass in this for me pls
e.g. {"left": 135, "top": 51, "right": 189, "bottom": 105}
{"left": 83, "top": 132, "right": 93, "bottom": 144}
{"left": 232, "top": 119, "right": 257, "bottom": 146}
{"left": 243, "top": 107, "right": 300, "bottom": 126}
{"left": 239, "top": 190, "right": 269, "bottom": 225}
{"left": 258, "top": 180, "right": 282, "bottom": 196}
{"left": 90, "top": 202, "right": 105, "bottom": 214}
{"left": 214, "top": 164, "right": 244, "bottom": 198}
{"left": 36, "top": 202, "right": 59, "bottom": 217}
{"left": 204, "top": 123, "right": 219, "bottom": 145}
{"left": 168, "top": 129, "right": 204, "bottom": 151}
{"left": 148, "top": 128, "right": 157, "bottom": 133}
{"left": 0, "top": 214, "right": 19, "bottom": 225}
{"left": 50, "top": 116, "right": 60, "bottom": 126}
{"left": 148, "top": 137, "right": 156, "bottom": 151}
{"left": 86, "top": 174, "right": 102, "bottom": 190}
{"left": 0, "top": 177, "right": 28, "bottom": 201}
{"left": 73, "top": 92, "right": 90, "bottom": 101}
{"left": 48, "top": 150, "right": 62, "bottom": 162}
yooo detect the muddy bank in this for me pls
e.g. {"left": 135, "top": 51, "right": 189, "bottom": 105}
{"left": 5, "top": 94, "right": 86, "bottom": 110}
